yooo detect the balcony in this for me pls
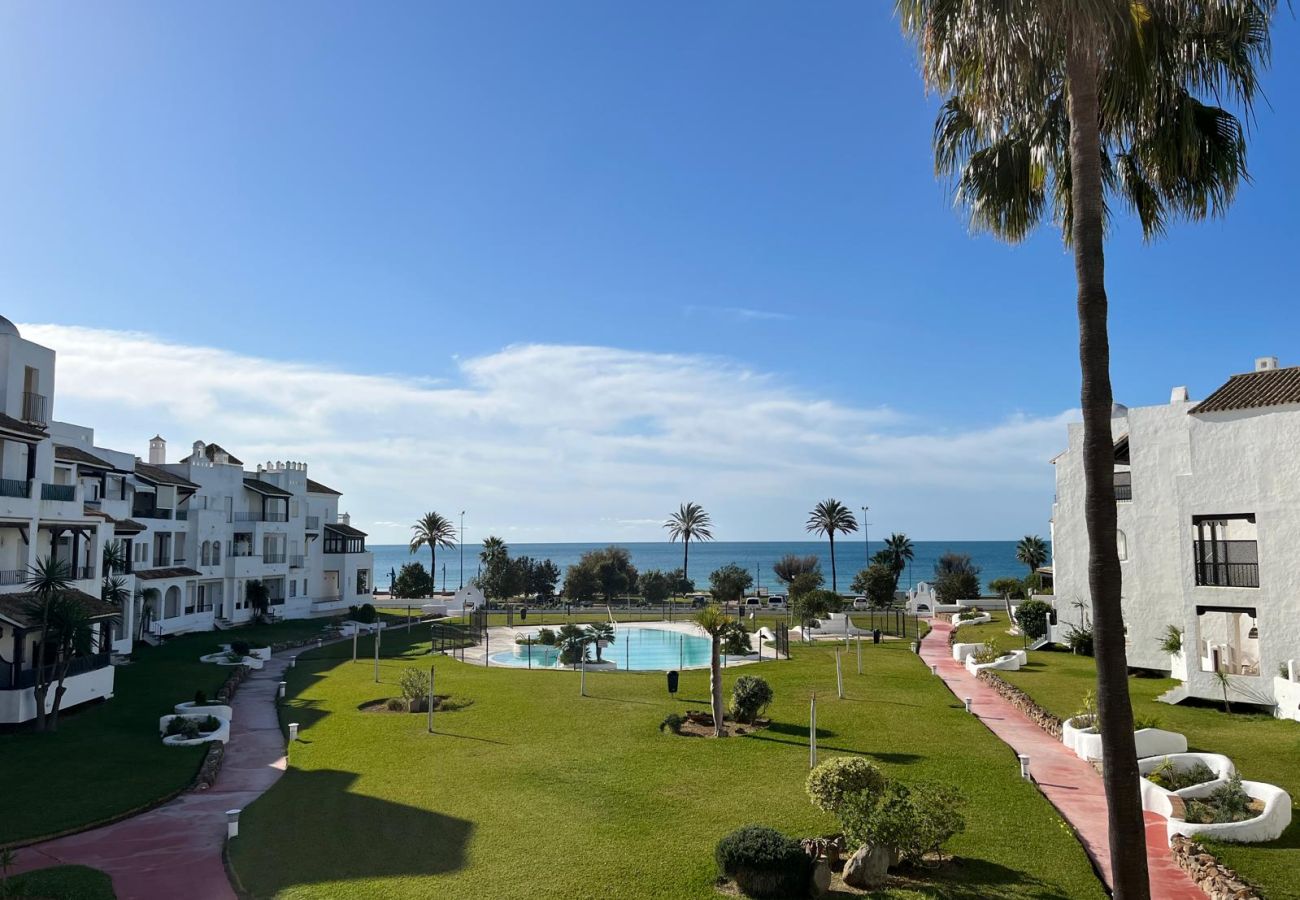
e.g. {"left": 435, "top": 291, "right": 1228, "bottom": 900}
{"left": 1114, "top": 471, "right": 1132, "bottom": 502}
{"left": 289, "top": 555, "right": 305, "bottom": 568}
{"left": 2, "top": 651, "right": 111, "bottom": 691}
{"left": 40, "top": 483, "right": 76, "bottom": 502}
{"left": 1193, "top": 540, "right": 1259, "bottom": 588}
{"left": 132, "top": 506, "right": 174, "bottom": 520}
{"left": 0, "top": 478, "right": 31, "bottom": 499}
{"left": 233, "top": 511, "right": 289, "bottom": 523}
{"left": 21, "top": 392, "right": 47, "bottom": 427}
{"left": 263, "top": 552, "right": 287, "bottom": 565}
{"left": 305, "top": 516, "right": 320, "bottom": 531}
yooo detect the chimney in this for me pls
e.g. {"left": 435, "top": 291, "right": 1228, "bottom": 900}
{"left": 149, "top": 435, "right": 166, "bottom": 465}
{"left": 340, "top": 512, "right": 351, "bottom": 526}
{"left": 1170, "top": 386, "right": 1189, "bottom": 404}
{"left": 1256, "top": 356, "right": 1279, "bottom": 372}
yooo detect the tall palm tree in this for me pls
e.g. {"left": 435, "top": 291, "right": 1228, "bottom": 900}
{"left": 895, "top": 4, "right": 1277, "bottom": 895}
{"left": 479, "top": 536, "right": 507, "bottom": 565}
{"left": 1016, "top": 535, "right": 1050, "bottom": 581}
{"left": 805, "top": 499, "right": 858, "bottom": 593}
{"left": 409, "top": 512, "right": 458, "bottom": 591}
{"left": 882, "top": 533, "right": 915, "bottom": 591}
{"left": 692, "top": 604, "right": 732, "bottom": 738}
{"left": 24, "top": 557, "right": 72, "bottom": 733}
{"left": 663, "top": 502, "right": 714, "bottom": 592}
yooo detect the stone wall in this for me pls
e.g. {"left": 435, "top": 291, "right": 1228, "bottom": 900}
{"left": 1170, "top": 835, "right": 1262, "bottom": 900}
{"left": 975, "top": 670, "right": 1063, "bottom": 739}
{"left": 214, "top": 665, "right": 250, "bottom": 704}
{"left": 192, "top": 743, "right": 225, "bottom": 791}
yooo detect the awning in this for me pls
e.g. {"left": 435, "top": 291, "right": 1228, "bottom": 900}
{"left": 243, "top": 478, "right": 293, "bottom": 498}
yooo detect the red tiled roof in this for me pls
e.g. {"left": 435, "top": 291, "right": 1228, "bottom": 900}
{"left": 1194, "top": 366, "right": 1300, "bottom": 414}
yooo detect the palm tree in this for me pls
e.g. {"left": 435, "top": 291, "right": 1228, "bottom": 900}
{"left": 101, "top": 540, "right": 126, "bottom": 577}
{"left": 881, "top": 533, "right": 915, "bottom": 591}
{"left": 24, "top": 557, "right": 73, "bottom": 733}
{"left": 772, "top": 554, "right": 820, "bottom": 587}
{"left": 805, "top": 499, "right": 858, "bottom": 593}
{"left": 246, "top": 580, "right": 271, "bottom": 621}
{"left": 895, "top": 4, "right": 1277, "bottom": 895}
{"left": 663, "top": 502, "right": 714, "bottom": 593}
{"left": 586, "top": 622, "right": 615, "bottom": 662}
{"left": 692, "top": 604, "right": 732, "bottom": 738}
{"left": 1016, "top": 536, "right": 1050, "bottom": 581}
{"left": 135, "top": 587, "right": 159, "bottom": 642}
{"left": 479, "top": 535, "right": 506, "bottom": 565}
{"left": 409, "top": 512, "right": 457, "bottom": 592}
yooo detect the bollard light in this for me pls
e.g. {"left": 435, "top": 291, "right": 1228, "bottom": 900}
{"left": 930, "top": 665, "right": 939, "bottom": 676}
{"left": 911, "top": 641, "right": 920, "bottom": 654}
{"left": 288, "top": 722, "right": 299, "bottom": 742}
{"left": 278, "top": 681, "right": 286, "bottom": 700}
{"left": 289, "top": 656, "right": 296, "bottom": 669}
{"left": 317, "top": 638, "right": 323, "bottom": 649}
{"left": 964, "top": 697, "right": 973, "bottom": 713}
{"left": 1018, "top": 754, "right": 1031, "bottom": 780}
{"left": 226, "top": 808, "right": 241, "bottom": 839}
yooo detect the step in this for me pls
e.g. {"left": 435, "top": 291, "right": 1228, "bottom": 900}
{"left": 1156, "top": 684, "right": 1191, "bottom": 706}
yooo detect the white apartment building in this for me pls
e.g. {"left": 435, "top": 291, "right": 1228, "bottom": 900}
{"left": 1051, "top": 356, "right": 1300, "bottom": 721}
{"left": 0, "top": 317, "right": 373, "bottom": 724}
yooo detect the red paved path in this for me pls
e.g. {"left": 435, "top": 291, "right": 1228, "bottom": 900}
{"left": 13, "top": 654, "right": 290, "bottom": 899}
{"left": 921, "top": 620, "right": 1201, "bottom": 899}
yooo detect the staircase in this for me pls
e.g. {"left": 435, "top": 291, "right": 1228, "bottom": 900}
{"left": 140, "top": 632, "right": 162, "bottom": 647}
{"left": 213, "top": 617, "right": 233, "bottom": 631}
{"left": 1028, "top": 636, "right": 1051, "bottom": 651}
{"left": 1156, "top": 683, "right": 1191, "bottom": 706}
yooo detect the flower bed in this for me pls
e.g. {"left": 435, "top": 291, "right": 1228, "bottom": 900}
{"left": 158, "top": 712, "right": 231, "bottom": 746}
{"left": 964, "top": 649, "right": 1027, "bottom": 676}
{"left": 174, "top": 700, "right": 234, "bottom": 721}
{"left": 950, "top": 642, "right": 986, "bottom": 663}
{"left": 1138, "top": 753, "right": 1235, "bottom": 820}
{"left": 1062, "top": 716, "right": 1186, "bottom": 762}
{"left": 1166, "top": 779, "right": 1292, "bottom": 845}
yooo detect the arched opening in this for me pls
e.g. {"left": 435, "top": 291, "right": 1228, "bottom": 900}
{"left": 212, "top": 541, "right": 221, "bottom": 565}
{"left": 201, "top": 541, "right": 211, "bottom": 566}
{"left": 164, "top": 586, "right": 180, "bottom": 618}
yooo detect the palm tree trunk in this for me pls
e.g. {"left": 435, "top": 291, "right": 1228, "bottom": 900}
{"left": 32, "top": 624, "right": 48, "bottom": 733}
{"left": 430, "top": 546, "right": 436, "bottom": 598}
{"left": 1067, "top": 43, "right": 1150, "bottom": 900}
{"left": 683, "top": 539, "right": 690, "bottom": 592}
{"left": 829, "top": 534, "right": 837, "bottom": 593}
{"left": 711, "top": 637, "right": 725, "bottom": 738}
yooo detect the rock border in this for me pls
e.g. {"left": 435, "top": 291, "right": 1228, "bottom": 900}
{"left": 1169, "top": 835, "right": 1262, "bottom": 900}
{"left": 975, "top": 669, "right": 1063, "bottom": 739}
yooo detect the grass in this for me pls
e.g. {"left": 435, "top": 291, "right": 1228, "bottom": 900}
{"left": 995, "top": 647, "right": 1300, "bottom": 900}
{"left": 230, "top": 625, "right": 1107, "bottom": 900}
{"left": 3, "top": 864, "right": 115, "bottom": 899}
{"left": 0, "top": 617, "right": 343, "bottom": 847}
{"left": 949, "top": 611, "right": 1024, "bottom": 650}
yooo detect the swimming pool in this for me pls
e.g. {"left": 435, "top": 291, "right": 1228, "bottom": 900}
{"left": 487, "top": 626, "right": 715, "bottom": 671}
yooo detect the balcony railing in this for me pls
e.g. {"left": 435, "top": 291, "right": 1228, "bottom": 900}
{"left": 4, "top": 652, "right": 110, "bottom": 690}
{"left": 0, "top": 478, "right": 31, "bottom": 499}
{"left": 175, "top": 509, "right": 190, "bottom": 521}
{"left": 305, "top": 516, "right": 321, "bottom": 531}
{"left": 1193, "top": 540, "right": 1259, "bottom": 588}
{"left": 0, "top": 569, "right": 26, "bottom": 586}
{"left": 289, "top": 555, "right": 305, "bottom": 568}
{"left": 233, "top": 511, "right": 288, "bottom": 523}
{"left": 263, "top": 552, "right": 287, "bottom": 565}
{"left": 1114, "top": 471, "right": 1132, "bottom": 502}
{"left": 72, "top": 565, "right": 94, "bottom": 580}
{"left": 40, "top": 483, "right": 76, "bottom": 502}
{"left": 132, "top": 506, "right": 173, "bottom": 520}
{"left": 21, "top": 392, "right": 47, "bottom": 427}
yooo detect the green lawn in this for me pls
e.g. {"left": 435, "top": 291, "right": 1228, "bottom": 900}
{"left": 3, "top": 865, "right": 115, "bottom": 899}
{"left": 0, "top": 617, "right": 343, "bottom": 847}
{"left": 995, "top": 648, "right": 1300, "bottom": 900}
{"left": 230, "top": 626, "right": 1107, "bottom": 900}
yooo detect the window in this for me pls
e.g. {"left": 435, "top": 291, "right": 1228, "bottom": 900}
{"left": 212, "top": 541, "right": 221, "bottom": 565}
{"left": 1196, "top": 606, "right": 1260, "bottom": 676}
{"left": 1116, "top": 530, "right": 1128, "bottom": 561}
{"left": 291, "top": 500, "right": 299, "bottom": 518}
{"left": 201, "top": 541, "right": 211, "bottom": 566}
{"left": 164, "top": 586, "right": 180, "bottom": 618}
{"left": 1193, "top": 515, "right": 1259, "bottom": 588}
{"left": 290, "top": 580, "right": 297, "bottom": 598}
{"left": 1114, "top": 470, "right": 1132, "bottom": 501}
{"left": 357, "top": 569, "right": 370, "bottom": 595}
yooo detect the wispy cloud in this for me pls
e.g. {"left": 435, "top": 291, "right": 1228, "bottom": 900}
{"left": 683, "top": 305, "right": 794, "bottom": 322}
{"left": 24, "top": 323, "right": 1070, "bottom": 544}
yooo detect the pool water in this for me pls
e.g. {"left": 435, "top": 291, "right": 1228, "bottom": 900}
{"left": 488, "top": 627, "right": 714, "bottom": 671}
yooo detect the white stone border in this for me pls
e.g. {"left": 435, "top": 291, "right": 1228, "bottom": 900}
{"left": 953, "top": 612, "right": 992, "bottom": 627}
{"left": 159, "top": 712, "right": 231, "bottom": 746}
{"left": 174, "top": 701, "right": 234, "bottom": 721}
{"left": 965, "top": 649, "right": 1028, "bottom": 676}
{"left": 1166, "top": 779, "right": 1292, "bottom": 845}
{"left": 1062, "top": 717, "right": 1187, "bottom": 761}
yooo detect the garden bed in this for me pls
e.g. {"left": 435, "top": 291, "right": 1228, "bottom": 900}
{"left": 673, "top": 710, "right": 770, "bottom": 738}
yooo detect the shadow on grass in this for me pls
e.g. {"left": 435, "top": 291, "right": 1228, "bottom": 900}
{"left": 232, "top": 768, "right": 473, "bottom": 893}
{"left": 830, "top": 856, "right": 1082, "bottom": 900}
{"left": 766, "top": 721, "right": 837, "bottom": 739}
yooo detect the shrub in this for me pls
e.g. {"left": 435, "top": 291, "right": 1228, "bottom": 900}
{"left": 659, "top": 713, "right": 684, "bottom": 734}
{"left": 729, "top": 676, "right": 773, "bottom": 724}
{"left": 390, "top": 563, "right": 433, "bottom": 600}
{"left": 347, "top": 603, "right": 378, "bottom": 624}
{"left": 1066, "top": 625, "right": 1094, "bottom": 656}
{"left": 230, "top": 640, "right": 251, "bottom": 657}
{"left": 721, "top": 624, "right": 753, "bottom": 657}
{"left": 197, "top": 715, "right": 220, "bottom": 732}
{"left": 193, "top": 690, "right": 208, "bottom": 706}
{"left": 398, "top": 668, "right": 428, "bottom": 703}
{"left": 1132, "top": 713, "right": 1163, "bottom": 731}
{"left": 1014, "top": 599, "right": 1052, "bottom": 639}
{"left": 1073, "top": 690, "right": 1099, "bottom": 731}
{"left": 806, "top": 757, "right": 887, "bottom": 815}
{"left": 165, "top": 717, "right": 201, "bottom": 739}
{"left": 537, "top": 628, "right": 558, "bottom": 646}
{"left": 989, "top": 576, "right": 1026, "bottom": 600}
{"left": 971, "top": 640, "right": 1003, "bottom": 665}
{"left": 224, "top": 651, "right": 244, "bottom": 664}
{"left": 841, "top": 781, "right": 967, "bottom": 865}
{"left": 1158, "top": 624, "right": 1183, "bottom": 656}
{"left": 1183, "top": 775, "right": 1255, "bottom": 824}
{"left": 1146, "top": 760, "right": 1217, "bottom": 792}
{"left": 714, "top": 825, "right": 812, "bottom": 899}
{"left": 385, "top": 697, "right": 406, "bottom": 711}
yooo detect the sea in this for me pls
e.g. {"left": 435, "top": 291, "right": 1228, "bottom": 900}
{"left": 370, "top": 540, "right": 1034, "bottom": 595}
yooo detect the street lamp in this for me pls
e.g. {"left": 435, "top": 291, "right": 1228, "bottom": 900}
{"left": 458, "top": 511, "right": 465, "bottom": 590}
{"left": 861, "top": 505, "right": 870, "bottom": 566}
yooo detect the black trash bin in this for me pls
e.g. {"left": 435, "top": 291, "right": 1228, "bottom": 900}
{"left": 520, "top": 607, "right": 527, "bottom": 621}
{"left": 872, "top": 629, "right": 882, "bottom": 645}
{"left": 666, "top": 670, "right": 680, "bottom": 696}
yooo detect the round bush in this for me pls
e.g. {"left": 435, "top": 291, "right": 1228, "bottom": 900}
{"left": 714, "top": 825, "right": 812, "bottom": 899}
{"left": 806, "top": 756, "right": 887, "bottom": 815}
{"left": 729, "top": 675, "right": 773, "bottom": 724}
{"left": 1014, "top": 599, "right": 1052, "bottom": 639}
{"left": 230, "top": 640, "right": 251, "bottom": 657}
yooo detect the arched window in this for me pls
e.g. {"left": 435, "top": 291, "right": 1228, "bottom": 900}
{"left": 201, "top": 541, "right": 211, "bottom": 566}
{"left": 164, "top": 586, "right": 180, "bottom": 618}
{"left": 1116, "top": 530, "right": 1128, "bottom": 561}
{"left": 213, "top": 541, "right": 221, "bottom": 564}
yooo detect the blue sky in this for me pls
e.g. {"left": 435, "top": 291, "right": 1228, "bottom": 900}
{"left": 2, "top": 3, "right": 1298, "bottom": 543}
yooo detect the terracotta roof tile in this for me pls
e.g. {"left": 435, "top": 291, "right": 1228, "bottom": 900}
{"left": 306, "top": 478, "right": 341, "bottom": 495}
{"left": 1193, "top": 366, "right": 1300, "bottom": 414}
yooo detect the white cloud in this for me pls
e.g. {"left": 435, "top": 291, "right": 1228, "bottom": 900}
{"left": 23, "top": 323, "right": 1072, "bottom": 544}
{"left": 683, "top": 305, "right": 794, "bottom": 322}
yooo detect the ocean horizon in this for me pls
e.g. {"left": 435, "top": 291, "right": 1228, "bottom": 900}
{"left": 370, "top": 539, "right": 1039, "bottom": 594}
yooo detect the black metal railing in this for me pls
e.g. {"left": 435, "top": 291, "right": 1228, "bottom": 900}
{"left": 40, "top": 483, "right": 76, "bottom": 502}
{"left": 263, "top": 552, "right": 286, "bottom": 564}
{"left": 175, "top": 509, "right": 190, "bottom": 521}
{"left": 72, "top": 566, "right": 94, "bottom": 580}
{"left": 0, "top": 478, "right": 30, "bottom": 499}
{"left": 22, "top": 392, "right": 47, "bottom": 426}
{"left": 0, "top": 569, "right": 26, "bottom": 586}
{"left": 1194, "top": 540, "right": 1259, "bottom": 588}
{"left": 1114, "top": 471, "right": 1133, "bottom": 502}
{"left": 132, "top": 505, "right": 173, "bottom": 519}
{"left": 7, "top": 652, "right": 111, "bottom": 690}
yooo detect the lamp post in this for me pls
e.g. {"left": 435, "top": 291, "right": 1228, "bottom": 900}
{"left": 458, "top": 511, "right": 465, "bottom": 590}
{"left": 861, "top": 505, "right": 870, "bottom": 566}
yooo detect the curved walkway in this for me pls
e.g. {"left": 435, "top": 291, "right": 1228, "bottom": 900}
{"left": 12, "top": 655, "right": 290, "bottom": 900}
{"left": 920, "top": 620, "right": 1201, "bottom": 899}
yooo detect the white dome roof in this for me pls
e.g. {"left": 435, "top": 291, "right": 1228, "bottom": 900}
{"left": 0, "top": 316, "right": 19, "bottom": 338}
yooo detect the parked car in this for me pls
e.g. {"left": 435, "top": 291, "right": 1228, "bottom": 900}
{"left": 852, "top": 597, "right": 870, "bottom": 610}
{"left": 767, "top": 594, "right": 786, "bottom": 608}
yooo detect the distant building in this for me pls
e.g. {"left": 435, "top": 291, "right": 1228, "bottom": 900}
{"left": 0, "top": 317, "right": 373, "bottom": 724}
{"left": 1050, "top": 356, "right": 1300, "bottom": 720}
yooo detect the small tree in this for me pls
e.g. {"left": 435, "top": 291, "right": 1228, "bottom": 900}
{"left": 787, "top": 570, "right": 824, "bottom": 600}
{"left": 1015, "top": 599, "right": 1053, "bottom": 640}
{"left": 246, "top": 580, "right": 271, "bottom": 620}
{"left": 988, "top": 577, "right": 1026, "bottom": 600}
{"left": 563, "top": 564, "right": 600, "bottom": 604}
{"left": 773, "top": 554, "right": 821, "bottom": 586}
{"left": 709, "top": 563, "right": 753, "bottom": 607}
{"left": 729, "top": 675, "right": 773, "bottom": 724}
{"left": 639, "top": 569, "right": 673, "bottom": 605}
{"left": 557, "top": 623, "right": 591, "bottom": 666}
{"left": 693, "top": 604, "right": 733, "bottom": 737}
{"left": 528, "top": 559, "right": 561, "bottom": 601}
{"left": 391, "top": 562, "right": 433, "bottom": 599}
{"left": 791, "top": 589, "right": 838, "bottom": 635}
{"left": 23, "top": 557, "right": 72, "bottom": 733}
{"left": 135, "top": 587, "right": 159, "bottom": 641}
{"left": 585, "top": 622, "right": 615, "bottom": 662}
{"left": 933, "top": 553, "right": 981, "bottom": 604}
{"left": 850, "top": 563, "right": 896, "bottom": 608}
